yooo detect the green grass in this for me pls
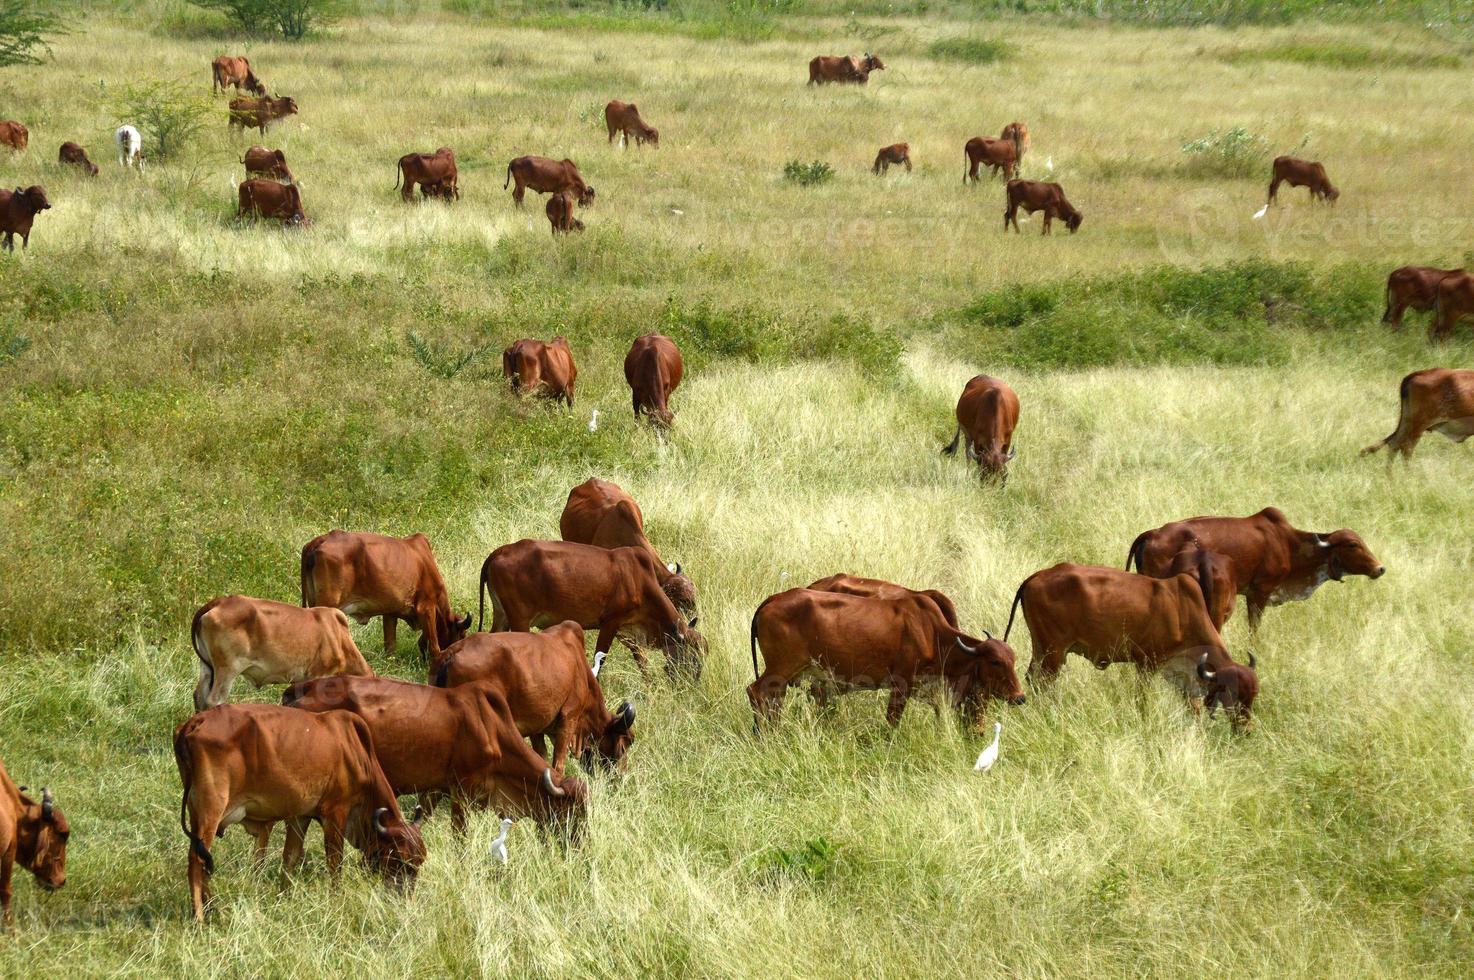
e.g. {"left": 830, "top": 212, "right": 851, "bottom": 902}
{"left": 1217, "top": 41, "right": 1465, "bottom": 70}
{"left": 927, "top": 35, "right": 1016, "bottom": 63}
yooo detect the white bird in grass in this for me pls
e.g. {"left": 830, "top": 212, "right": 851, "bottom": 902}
{"left": 490, "top": 817, "right": 513, "bottom": 865}
{"left": 973, "top": 721, "right": 1002, "bottom": 772}
{"left": 592, "top": 649, "right": 607, "bottom": 677}
{"left": 1253, "top": 204, "right": 1268, "bottom": 219}
{"left": 1045, "top": 155, "right": 1054, "bottom": 172}
{"left": 588, "top": 409, "right": 600, "bottom": 432}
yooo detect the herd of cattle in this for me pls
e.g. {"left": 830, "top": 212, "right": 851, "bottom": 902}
{"left": 1, "top": 43, "right": 1472, "bottom": 928}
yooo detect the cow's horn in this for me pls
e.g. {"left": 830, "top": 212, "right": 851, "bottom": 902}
{"left": 1006, "top": 447, "right": 1017, "bottom": 461}
{"left": 459, "top": 611, "right": 473, "bottom": 630}
{"left": 541, "top": 769, "right": 567, "bottom": 798}
{"left": 41, "top": 788, "right": 53, "bottom": 819}
{"left": 954, "top": 636, "right": 980, "bottom": 655}
{"left": 982, "top": 629, "right": 995, "bottom": 640}
{"left": 674, "top": 562, "right": 682, "bottom": 576}
{"left": 1247, "top": 651, "right": 1258, "bottom": 669}
{"left": 612, "top": 700, "right": 636, "bottom": 734}
{"left": 374, "top": 807, "right": 390, "bottom": 837}
{"left": 1314, "top": 534, "right": 1330, "bottom": 548}
{"left": 1196, "top": 654, "right": 1216, "bottom": 681}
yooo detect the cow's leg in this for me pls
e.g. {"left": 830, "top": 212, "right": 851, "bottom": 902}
{"left": 383, "top": 615, "right": 397, "bottom": 656}
{"left": 1267, "top": 178, "right": 1281, "bottom": 204}
{"left": 1245, "top": 593, "right": 1267, "bottom": 632}
{"left": 245, "top": 821, "right": 273, "bottom": 868}
{"left": 203, "top": 667, "right": 236, "bottom": 710}
{"left": 188, "top": 808, "right": 222, "bottom": 922}
{"left": 904, "top": 156, "right": 912, "bottom": 173}
{"left": 1042, "top": 213, "right": 1052, "bottom": 235}
{"left": 1026, "top": 640, "right": 1068, "bottom": 685}
{"left": 282, "top": 818, "right": 309, "bottom": 876}
{"left": 320, "top": 809, "right": 346, "bottom": 877}
{"left": 550, "top": 713, "right": 578, "bottom": 777}
{"left": 512, "top": 181, "right": 525, "bottom": 207}
{"left": 1, "top": 848, "right": 13, "bottom": 928}
{"left": 747, "top": 671, "right": 790, "bottom": 731}
{"left": 885, "top": 677, "right": 912, "bottom": 726}
{"left": 450, "top": 798, "right": 468, "bottom": 835}
{"left": 530, "top": 733, "right": 549, "bottom": 760}
{"left": 193, "top": 663, "right": 213, "bottom": 712}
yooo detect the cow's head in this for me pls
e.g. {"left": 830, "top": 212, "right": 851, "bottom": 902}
{"left": 1065, "top": 209, "right": 1083, "bottom": 233}
{"left": 586, "top": 700, "right": 636, "bottom": 770}
{"left": 1324, "top": 183, "right": 1340, "bottom": 203}
{"left": 20, "top": 185, "right": 51, "bottom": 213}
{"left": 274, "top": 150, "right": 293, "bottom": 183}
{"left": 951, "top": 634, "right": 1026, "bottom": 708}
{"left": 641, "top": 126, "right": 659, "bottom": 146}
{"left": 431, "top": 610, "right": 474, "bottom": 654}
{"left": 1315, "top": 529, "right": 1384, "bottom": 582}
{"left": 535, "top": 768, "right": 590, "bottom": 830}
{"left": 365, "top": 805, "right": 427, "bottom": 892}
{"left": 245, "top": 72, "right": 266, "bottom": 96}
{"left": 661, "top": 616, "right": 706, "bottom": 681}
{"left": 1198, "top": 652, "right": 1258, "bottom": 733}
{"left": 577, "top": 184, "right": 596, "bottom": 207}
{"left": 967, "top": 441, "right": 1015, "bottom": 483}
{"left": 865, "top": 53, "right": 886, "bottom": 71}
{"left": 275, "top": 96, "right": 300, "bottom": 116}
{"left": 15, "top": 787, "right": 70, "bottom": 892}
{"left": 661, "top": 563, "right": 698, "bottom": 617}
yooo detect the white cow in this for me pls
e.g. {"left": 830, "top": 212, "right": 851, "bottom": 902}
{"left": 115, "top": 125, "right": 144, "bottom": 172}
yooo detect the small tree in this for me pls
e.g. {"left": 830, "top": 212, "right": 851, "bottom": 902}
{"left": 110, "top": 80, "right": 213, "bottom": 161}
{"left": 0, "top": 1, "right": 65, "bottom": 68}
{"left": 189, "top": 0, "right": 338, "bottom": 39}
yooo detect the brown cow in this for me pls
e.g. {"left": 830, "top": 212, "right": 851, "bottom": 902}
{"left": 624, "top": 333, "right": 684, "bottom": 428}
{"left": 395, "top": 147, "right": 457, "bottom": 202}
{"left": 805, "top": 573, "right": 960, "bottom": 630}
{"left": 1004, "top": 564, "right": 1258, "bottom": 729}
{"left": 1126, "top": 507, "right": 1384, "bottom": 630}
{"left": 1004, "top": 179, "right": 1082, "bottom": 234}
{"left": 505, "top": 156, "right": 594, "bottom": 208}
{"left": 808, "top": 53, "right": 885, "bottom": 85}
{"left": 748, "top": 589, "right": 1023, "bottom": 728}
{"left": 58, "top": 142, "right": 99, "bottom": 176}
{"left": 963, "top": 136, "right": 1018, "bottom": 183}
{"left": 604, "top": 101, "right": 659, "bottom": 147}
{"left": 546, "top": 191, "right": 585, "bottom": 234}
{"left": 1382, "top": 266, "right": 1462, "bottom": 330}
{"left": 242, "top": 145, "right": 293, "bottom": 182}
{"left": 502, "top": 336, "right": 578, "bottom": 405}
{"left": 228, "top": 96, "right": 298, "bottom": 135}
{"left": 1160, "top": 548, "right": 1238, "bottom": 631}
{"left": 174, "top": 704, "right": 425, "bottom": 922}
{"left": 430, "top": 622, "right": 636, "bottom": 776}
{"left": 212, "top": 56, "right": 266, "bottom": 96}
{"left": 0, "top": 121, "right": 28, "bottom": 151}
{"left": 1362, "top": 368, "right": 1474, "bottom": 460}
{"left": 0, "top": 759, "right": 68, "bottom": 928}
{"left": 236, "top": 178, "right": 307, "bottom": 226}
{"left": 300, "top": 530, "right": 472, "bottom": 662}
{"left": 281, "top": 676, "right": 589, "bottom": 831}
{"left": 1431, "top": 270, "right": 1474, "bottom": 342}
{"left": 560, "top": 478, "right": 697, "bottom": 615}
{"left": 0, "top": 186, "right": 51, "bottom": 252}
{"left": 941, "top": 374, "right": 1019, "bottom": 482}
{"left": 191, "top": 595, "right": 373, "bottom": 711}
{"left": 873, "top": 143, "right": 911, "bottom": 175}
{"left": 1000, "top": 121, "right": 1030, "bottom": 160}
{"left": 1268, "top": 156, "right": 1338, "bottom": 205}
{"left": 478, "top": 539, "right": 705, "bottom": 679}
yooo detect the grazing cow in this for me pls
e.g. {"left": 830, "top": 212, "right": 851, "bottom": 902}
{"left": 604, "top": 101, "right": 659, "bottom": 147}
{"left": 300, "top": 530, "right": 472, "bottom": 662}
{"left": 395, "top": 147, "right": 457, "bottom": 202}
{"left": 941, "top": 375, "right": 1019, "bottom": 482}
{"left": 1000, "top": 121, "right": 1030, "bottom": 160}
{"left": 1005, "top": 564, "right": 1258, "bottom": 729}
{"left": 0, "top": 186, "right": 51, "bottom": 253}
{"left": 0, "top": 759, "right": 68, "bottom": 928}
{"left": 1362, "top": 368, "right": 1474, "bottom": 460}
{"left": 1268, "top": 156, "right": 1338, "bottom": 205}
{"left": 242, "top": 145, "right": 293, "bottom": 182}
{"left": 546, "top": 191, "right": 584, "bottom": 234}
{"left": 478, "top": 540, "right": 705, "bottom": 679}
{"left": 749, "top": 589, "right": 1024, "bottom": 728}
{"left": 0, "top": 121, "right": 27, "bottom": 151}
{"left": 624, "top": 333, "right": 684, "bottom": 428}
{"left": 560, "top": 478, "right": 697, "bottom": 616}
{"left": 236, "top": 178, "right": 308, "bottom": 225}
{"left": 1382, "top": 266, "right": 1462, "bottom": 330}
{"left": 115, "top": 125, "right": 144, "bottom": 171}
{"left": 282, "top": 676, "right": 589, "bottom": 831}
{"left": 174, "top": 704, "right": 425, "bottom": 922}
{"left": 504, "top": 156, "right": 594, "bottom": 208}
{"left": 190, "top": 595, "right": 373, "bottom": 711}
{"left": 430, "top": 622, "right": 636, "bottom": 775}
{"left": 1431, "top": 270, "right": 1474, "bottom": 342}
{"left": 808, "top": 53, "right": 884, "bottom": 85}
{"left": 57, "top": 142, "right": 98, "bottom": 176}
{"left": 872, "top": 142, "right": 912, "bottom": 175}
{"left": 1126, "top": 507, "right": 1385, "bottom": 629}
{"left": 963, "top": 136, "right": 1018, "bottom": 183}
{"left": 1005, "top": 179, "right": 1082, "bottom": 234}
{"left": 419, "top": 181, "right": 456, "bottom": 201}
{"left": 211, "top": 55, "right": 265, "bottom": 96}
{"left": 805, "top": 572, "right": 960, "bottom": 630}
{"left": 228, "top": 96, "right": 298, "bottom": 135}
{"left": 502, "top": 336, "right": 578, "bottom": 404}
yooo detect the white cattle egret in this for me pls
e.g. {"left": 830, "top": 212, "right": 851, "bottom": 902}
{"left": 489, "top": 817, "right": 513, "bottom": 864}
{"left": 974, "top": 722, "right": 1002, "bottom": 772}
{"left": 592, "top": 649, "right": 607, "bottom": 677}
{"left": 1253, "top": 204, "right": 1268, "bottom": 219}
{"left": 1045, "top": 155, "right": 1054, "bottom": 171}
{"left": 588, "top": 409, "right": 600, "bottom": 432}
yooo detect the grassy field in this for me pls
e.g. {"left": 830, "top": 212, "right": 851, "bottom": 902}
{"left": 2, "top": 4, "right": 1473, "bottom": 975}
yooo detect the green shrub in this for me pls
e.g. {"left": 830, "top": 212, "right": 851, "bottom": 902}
{"left": 107, "top": 79, "right": 213, "bottom": 160}
{"left": 1179, "top": 126, "right": 1271, "bottom": 179}
{"left": 189, "top": 0, "right": 339, "bottom": 39}
{"left": 0, "top": 0, "right": 65, "bottom": 67}
{"left": 928, "top": 35, "right": 1015, "bottom": 63}
{"left": 783, "top": 159, "right": 835, "bottom": 187}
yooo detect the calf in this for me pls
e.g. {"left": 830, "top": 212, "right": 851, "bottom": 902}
{"left": 229, "top": 96, "right": 299, "bottom": 135}
{"left": 1268, "top": 156, "right": 1338, "bottom": 205}
{"left": 0, "top": 186, "right": 51, "bottom": 253}
{"left": 1431, "top": 270, "right": 1474, "bottom": 342}
{"left": 58, "top": 142, "right": 98, "bottom": 176}
{"left": 502, "top": 336, "right": 578, "bottom": 404}
{"left": 237, "top": 178, "right": 307, "bottom": 225}
{"left": 395, "top": 147, "right": 457, "bottom": 202}
{"left": 0, "top": 759, "right": 69, "bottom": 927}
{"left": 941, "top": 374, "right": 1019, "bottom": 482}
{"left": 964, "top": 136, "right": 1017, "bottom": 183}
{"left": 560, "top": 478, "right": 696, "bottom": 615}
{"left": 808, "top": 53, "right": 884, "bottom": 85}
{"left": 624, "top": 333, "right": 684, "bottom": 428}
{"left": 604, "top": 101, "right": 659, "bottom": 147}
{"left": 872, "top": 143, "right": 911, "bottom": 175}
{"left": 0, "top": 121, "right": 27, "bottom": 151}
{"left": 1382, "top": 266, "right": 1462, "bottom": 330}
{"left": 212, "top": 55, "right": 266, "bottom": 96}
{"left": 1362, "top": 368, "right": 1474, "bottom": 460}
{"left": 191, "top": 595, "right": 373, "bottom": 711}
{"left": 1005, "top": 179, "right": 1082, "bottom": 234}
{"left": 115, "top": 125, "right": 144, "bottom": 171}
{"left": 242, "top": 145, "right": 293, "bottom": 182}
{"left": 546, "top": 191, "right": 585, "bottom": 234}
{"left": 505, "top": 156, "right": 594, "bottom": 208}
{"left": 805, "top": 573, "right": 959, "bottom": 629}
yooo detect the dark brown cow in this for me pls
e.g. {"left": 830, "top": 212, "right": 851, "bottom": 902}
{"left": 282, "top": 676, "right": 589, "bottom": 831}
{"left": 1004, "top": 564, "right": 1258, "bottom": 729}
{"left": 1000, "top": 121, "right": 1030, "bottom": 160}
{"left": 228, "top": 96, "right": 298, "bottom": 135}
{"left": 624, "top": 333, "right": 684, "bottom": 428}
{"left": 395, "top": 147, "right": 457, "bottom": 202}
{"left": 191, "top": 595, "right": 373, "bottom": 710}
{"left": 478, "top": 539, "right": 705, "bottom": 679}
{"left": 301, "top": 530, "right": 472, "bottom": 662}
{"left": 546, "top": 191, "right": 584, "bottom": 234}
{"left": 174, "top": 704, "right": 425, "bottom": 922}
{"left": 236, "top": 178, "right": 307, "bottom": 226}
{"left": 941, "top": 375, "right": 1020, "bottom": 482}
{"left": 604, "top": 101, "right": 659, "bottom": 147}
{"left": 1268, "top": 156, "right": 1338, "bottom": 205}
{"left": 749, "top": 589, "right": 1023, "bottom": 728}
{"left": 805, "top": 573, "right": 960, "bottom": 630}
{"left": 0, "top": 758, "right": 68, "bottom": 927}
{"left": 1362, "top": 368, "right": 1474, "bottom": 460}
{"left": 212, "top": 56, "right": 265, "bottom": 96}
{"left": 0, "top": 186, "right": 51, "bottom": 252}
{"left": 963, "top": 136, "right": 1018, "bottom": 183}
{"left": 560, "top": 478, "right": 697, "bottom": 615}
{"left": 1382, "top": 266, "right": 1462, "bottom": 329}
{"left": 502, "top": 336, "right": 578, "bottom": 405}
{"left": 1431, "top": 270, "right": 1474, "bottom": 342}
{"left": 1126, "top": 507, "right": 1384, "bottom": 629}
{"left": 808, "top": 53, "right": 885, "bottom": 85}
{"left": 431, "top": 622, "right": 636, "bottom": 775}
{"left": 873, "top": 143, "right": 911, "bottom": 175}
{"left": 505, "top": 156, "right": 594, "bottom": 208}
{"left": 0, "top": 121, "right": 28, "bottom": 151}
{"left": 58, "top": 142, "right": 98, "bottom": 176}
{"left": 1005, "top": 180, "right": 1082, "bottom": 234}
{"left": 242, "top": 145, "right": 293, "bottom": 182}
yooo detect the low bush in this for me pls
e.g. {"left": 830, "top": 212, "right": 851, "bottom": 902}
{"left": 927, "top": 35, "right": 1015, "bottom": 63}
{"left": 1179, "top": 126, "right": 1272, "bottom": 179}
{"left": 783, "top": 159, "right": 835, "bottom": 187}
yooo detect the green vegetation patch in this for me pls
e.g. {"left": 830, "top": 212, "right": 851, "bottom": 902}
{"left": 1218, "top": 42, "right": 1463, "bottom": 70}
{"left": 927, "top": 35, "right": 1016, "bottom": 64}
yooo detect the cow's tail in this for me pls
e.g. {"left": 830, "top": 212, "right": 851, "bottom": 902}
{"left": 1125, "top": 532, "right": 1150, "bottom": 572}
{"left": 477, "top": 558, "right": 489, "bottom": 632}
{"left": 300, "top": 542, "right": 318, "bottom": 607}
{"left": 1381, "top": 278, "right": 1393, "bottom": 324}
{"left": 1009, "top": 127, "right": 1023, "bottom": 166}
{"left": 749, "top": 605, "right": 763, "bottom": 683}
{"left": 1194, "top": 557, "right": 1214, "bottom": 622}
{"left": 174, "top": 719, "right": 215, "bottom": 876}
{"left": 941, "top": 426, "right": 962, "bottom": 456}
{"left": 503, "top": 163, "right": 513, "bottom": 190}
{"left": 393, "top": 156, "right": 402, "bottom": 191}
{"left": 190, "top": 599, "right": 219, "bottom": 713}
{"left": 1003, "top": 578, "right": 1029, "bottom": 642}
